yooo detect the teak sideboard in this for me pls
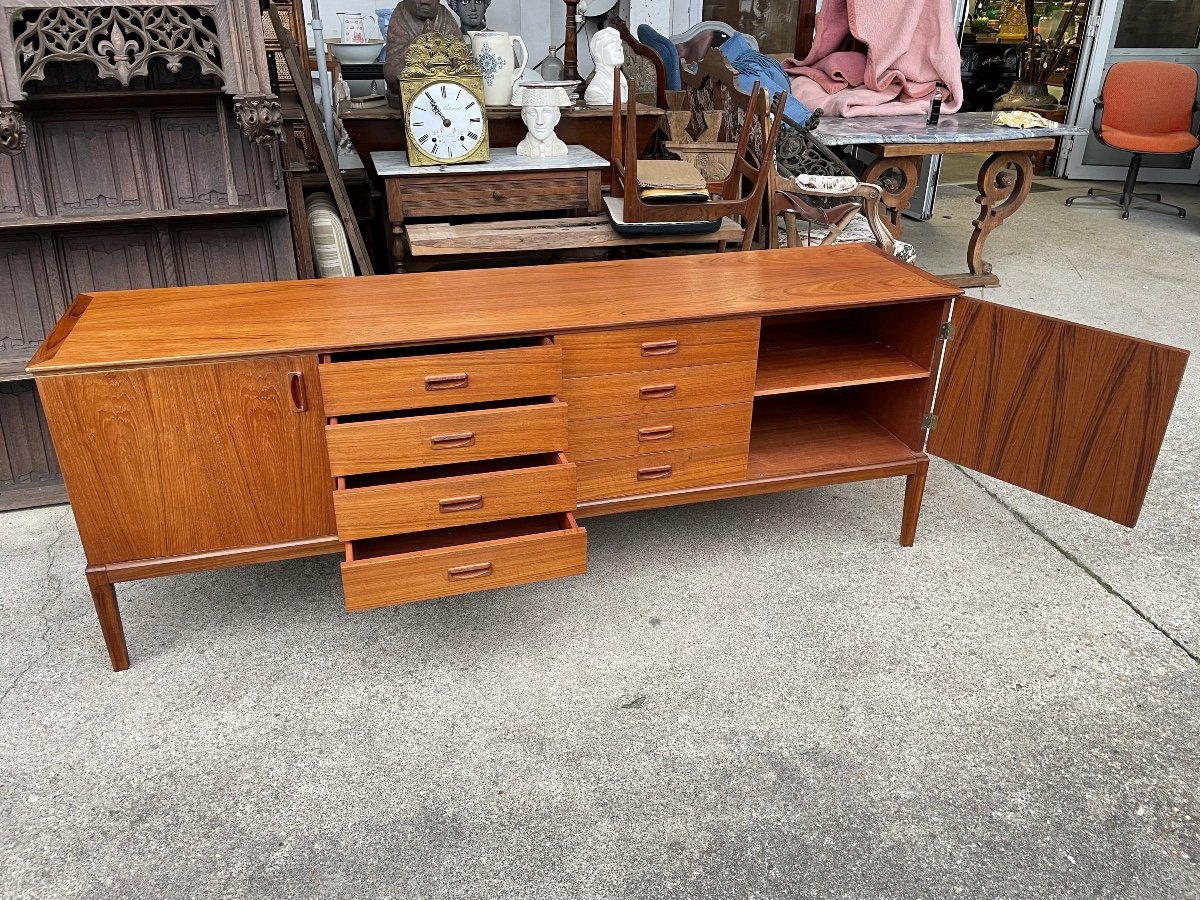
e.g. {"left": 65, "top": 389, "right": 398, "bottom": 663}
{"left": 26, "top": 246, "right": 1189, "bottom": 671}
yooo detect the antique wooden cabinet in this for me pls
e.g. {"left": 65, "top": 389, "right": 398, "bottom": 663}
{"left": 26, "top": 246, "right": 1188, "bottom": 670}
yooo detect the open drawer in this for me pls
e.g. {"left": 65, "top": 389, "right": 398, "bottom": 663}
{"left": 341, "top": 513, "right": 587, "bottom": 611}
{"left": 333, "top": 452, "right": 576, "bottom": 541}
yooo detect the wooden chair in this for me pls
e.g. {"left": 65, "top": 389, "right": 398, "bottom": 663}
{"left": 610, "top": 65, "right": 786, "bottom": 251}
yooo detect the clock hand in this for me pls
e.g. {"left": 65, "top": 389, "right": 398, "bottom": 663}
{"left": 427, "top": 96, "right": 452, "bottom": 128}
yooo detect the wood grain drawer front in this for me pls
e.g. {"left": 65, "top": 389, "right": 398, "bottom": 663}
{"left": 577, "top": 444, "right": 749, "bottom": 502}
{"left": 559, "top": 318, "right": 760, "bottom": 377}
{"left": 561, "top": 360, "right": 756, "bottom": 420}
{"left": 326, "top": 401, "right": 569, "bottom": 476}
{"left": 342, "top": 513, "right": 587, "bottom": 612}
{"left": 320, "top": 344, "right": 561, "bottom": 417}
{"left": 334, "top": 457, "right": 577, "bottom": 541}
{"left": 568, "top": 403, "right": 753, "bottom": 463}
{"left": 398, "top": 174, "right": 593, "bottom": 218}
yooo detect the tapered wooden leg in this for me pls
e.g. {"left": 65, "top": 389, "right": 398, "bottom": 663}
{"left": 86, "top": 572, "right": 130, "bottom": 672}
{"left": 900, "top": 459, "right": 929, "bottom": 547}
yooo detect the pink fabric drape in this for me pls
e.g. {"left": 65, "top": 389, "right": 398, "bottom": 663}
{"left": 784, "top": 0, "right": 964, "bottom": 118}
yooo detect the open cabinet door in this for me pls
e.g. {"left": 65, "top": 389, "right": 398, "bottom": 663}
{"left": 928, "top": 298, "right": 1188, "bottom": 527}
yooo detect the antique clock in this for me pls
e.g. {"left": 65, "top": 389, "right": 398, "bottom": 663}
{"left": 399, "top": 33, "right": 490, "bottom": 166}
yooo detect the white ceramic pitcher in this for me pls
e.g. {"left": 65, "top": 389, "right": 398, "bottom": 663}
{"left": 337, "top": 11, "right": 376, "bottom": 44}
{"left": 471, "top": 30, "right": 528, "bottom": 107}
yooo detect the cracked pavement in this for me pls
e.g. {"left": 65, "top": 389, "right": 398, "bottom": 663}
{"left": 1, "top": 175, "right": 1198, "bottom": 899}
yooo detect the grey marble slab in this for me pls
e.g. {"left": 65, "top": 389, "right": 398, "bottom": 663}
{"left": 813, "top": 111, "right": 1086, "bottom": 146}
{"left": 373, "top": 145, "right": 608, "bottom": 177}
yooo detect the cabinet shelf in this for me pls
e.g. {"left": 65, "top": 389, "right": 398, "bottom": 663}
{"left": 754, "top": 322, "right": 930, "bottom": 396}
{"left": 747, "top": 393, "right": 918, "bottom": 478}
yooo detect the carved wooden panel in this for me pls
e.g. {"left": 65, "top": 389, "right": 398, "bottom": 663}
{"left": 0, "top": 235, "right": 65, "bottom": 360}
{"left": 173, "top": 223, "right": 277, "bottom": 284}
{"left": 57, "top": 229, "right": 166, "bottom": 297}
{"left": 0, "top": 380, "right": 59, "bottom": 486}
{"left": 39, "top": 113, "right": 150, "bottom": 215}
{"left": 0, "top": 152, "right": 28, "bottom": 218}
{"left": 157, "top": 110, "right": 241, "bottom": 209}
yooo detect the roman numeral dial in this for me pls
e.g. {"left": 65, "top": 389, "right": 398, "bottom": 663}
{"left": 404, "top": 81, "right": 488, "bottom": 165}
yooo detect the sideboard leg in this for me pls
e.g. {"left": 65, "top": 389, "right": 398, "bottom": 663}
{"left": 86, "top": 572, "right": 130, "bottom": 672}
{"left": 900, "top": 460, "right": 929, "bottom": 547}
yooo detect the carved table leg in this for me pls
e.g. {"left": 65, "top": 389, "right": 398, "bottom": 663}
{"left": 86, "top": 570, "right": 130, "bottom": 672}
{"left": 900, "top": 458, "right": 930, "bottom": 547}
{"left": 862, "top": 155, "right": 921, "bottom": 237}
{"left": 966, "top": 151, "right": 1035, "bottom": 284}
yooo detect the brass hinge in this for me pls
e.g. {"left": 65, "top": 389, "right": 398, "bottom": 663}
{"left": 939, "top": 322, "right": 957, "bottom": 340}
{"left": 923, "top": 413, "right": 939, "bottom": 431}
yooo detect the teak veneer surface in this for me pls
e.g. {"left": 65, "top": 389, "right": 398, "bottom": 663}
{"left": 28, "top": 246, "right": 957, "bottom": 373}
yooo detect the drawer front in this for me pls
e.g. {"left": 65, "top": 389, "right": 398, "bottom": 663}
{"left": 334, "top": 460, "right": 577, "bottom": 541}
{"left": 558, "top": 318, "right": 760, "bottom": 377}
{"left": 398, "top": 174, "right": 592, "bottom": 218}
{"left": 342, "top": 515, "right": 587, "bottom": 612}
{"left": 577, "top": 444, "right": 748, "bottom": 502}
{"left": 568, "top": 403, "right": 752, "bottom": 463}
{"left": 326, "top": 401, "right": 569, "bottom": 476}
{"left": 561, "top": 360, "right": 756, "bottom": 420}
{"left": 320, "top": 344, "right": 561, "bottom": 417}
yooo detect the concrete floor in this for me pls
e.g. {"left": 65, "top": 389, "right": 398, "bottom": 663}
{"left": 2, "top": 169, "right": 1199, "bottom": 899}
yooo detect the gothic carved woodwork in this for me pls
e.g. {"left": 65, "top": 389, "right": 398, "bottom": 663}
{"left": 0, "top": 0, "right": 282, "bottom": 149}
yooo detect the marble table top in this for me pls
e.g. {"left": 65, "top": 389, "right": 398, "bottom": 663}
{"left": 373, "top": 145, "right": 608, "bottom": 177}
{"left": 813, "top": 111, "right": 1086, "bottom": 146}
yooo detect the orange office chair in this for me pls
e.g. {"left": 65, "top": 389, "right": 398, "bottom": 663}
{"left": 1065, "top": 60, "right": 1200, "bottom": 219}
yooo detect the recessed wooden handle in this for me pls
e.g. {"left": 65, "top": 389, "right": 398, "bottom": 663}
{"left": 439, "top": 494, "right": 484, "bottom": 513}
{"left": 641, "top": 339, "right": 679, "bottom": 356}
{"left": 639, "top": 425, "right": 674, "bottom": 441}
{"left": 637, "top": 464, "right": 673, "bottom": 480}
{"left": 431, "top": 431, "right": 475, "bottom": 449}
{"left": 639, "top": 383, "right": 677, "bottom": 400}
{"left": 448, "top": 561, "right": 492, "bottom": 580}
{"left": 425, "top": 372, "right": 469, "bottom": 391}
{"left": 288, "top": 371, "right": 307, "bottom": 412}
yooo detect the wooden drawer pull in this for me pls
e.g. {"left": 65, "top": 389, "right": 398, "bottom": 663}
{"left": 448, "top": 561, "right": 493, "bottom": 581}
{"left": 439, "top": 494, "right": 484, "bottom": 513}
{"left": 641, "top": 339, "right": 679, "bottom": 356}
{"left": 288, "top": 371, "right": 308, "bottom": 412}
{"left": 639, "top": 425, "right": 674, "bottom": 441}
{"left": 640, "top": 383, "right": 677, "bottom": 400}
{"left": 637, "top": 464, "right": 673, "bottom": 481}
{"left": 430, "top": 431, "right": 476, "bottom": 449}
{"left": 492, "top": 190, "right": 504, "bottom": 200}
{"left": 425, "top": 372, "right": 469, "bottom": 391}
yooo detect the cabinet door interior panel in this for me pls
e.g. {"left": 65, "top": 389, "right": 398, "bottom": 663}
{"left": 36, "top": 356, "right": 335, "bottom": 564}
{"left": 929, "top": 297, "right": 1189, "bottom": 526}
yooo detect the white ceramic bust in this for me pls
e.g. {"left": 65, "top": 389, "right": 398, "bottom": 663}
{"left": 584, "top": 27, "right": 628, "bottom": 107}
{"left": 516, "top": 85, "right": 570, "bottom": 157}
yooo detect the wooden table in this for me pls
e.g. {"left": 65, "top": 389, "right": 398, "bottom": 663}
{"left": 342, "top": 102, "right": 665, "bottom": 179}
{"left": 815, "top": 112, "right": 1086, "bottom": 288}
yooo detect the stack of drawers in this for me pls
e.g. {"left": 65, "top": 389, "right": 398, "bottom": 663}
{"left": 558, "top": 319, "right": 761, "bottom": 502}
{"left": 317, "top": 338, "right": 587, "bottom": 611}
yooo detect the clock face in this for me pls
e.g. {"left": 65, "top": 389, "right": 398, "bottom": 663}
{"left": 407, "top": 82, "right": 486, "bottom": 163}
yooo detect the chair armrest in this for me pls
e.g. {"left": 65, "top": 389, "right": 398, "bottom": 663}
{"left": 1092, "top": 98, "right": 1104, "bottom": 135}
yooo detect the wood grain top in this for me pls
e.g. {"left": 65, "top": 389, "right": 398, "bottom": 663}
{"left": 28, "top": 245, "right": 959, "bottom": 374}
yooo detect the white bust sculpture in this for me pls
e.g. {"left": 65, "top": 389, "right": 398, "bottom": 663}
{"left": 584, "top": 27, "right": 628, "bottom": 107}
{"left": 515, "top": 85, "right": 570, "bottom": 157}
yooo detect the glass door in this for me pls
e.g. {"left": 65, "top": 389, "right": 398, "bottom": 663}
{"left": 1060, "top": 0, "right": 1200, "bottom": 182}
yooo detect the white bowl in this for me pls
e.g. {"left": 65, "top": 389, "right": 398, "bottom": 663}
{"left": 326, "top": 38, "right": 385, "bottom": 65}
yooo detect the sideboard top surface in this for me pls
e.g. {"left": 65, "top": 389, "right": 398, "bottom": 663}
{"left": 28, "top": 245, "right": 959, "bottom": 374}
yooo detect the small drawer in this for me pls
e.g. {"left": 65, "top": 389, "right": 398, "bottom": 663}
{"left": 577, "top": 444, "right": 748, "bottom": 502}
{"left": 333, "top": 452, "right": 576, "bottom": 541}
{"left": 558, "top": 318, "right": 760, "bottom": 377}
{"left": 342, "top": 512, "right": 587, "bottom": 612}
{"left": 561, "top": 360, "right": 756, "bottom": 420}
{"left": 326, "top": 399, "right": 569, "bottom": 476}
{"left": 397, "top": 173, "right": 593, "bottom": 218}
{"left": 320, "top": 340, "right": 561, "bottom": 417}
{"left": 568, "top": 402, "right": 752, "bottom": 463}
